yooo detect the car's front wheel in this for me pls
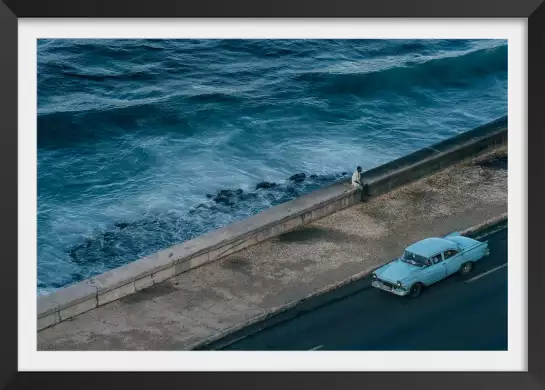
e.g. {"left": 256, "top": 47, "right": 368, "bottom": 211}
{"left": 459, "top": 262, "right": 474, "bottom": 275}
{"left": 409, "top": 282, "right": 423, "bottom": 298}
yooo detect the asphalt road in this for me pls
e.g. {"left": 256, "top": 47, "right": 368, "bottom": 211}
{"left": 203, "top": 226, "right": 507, "bottom": 351}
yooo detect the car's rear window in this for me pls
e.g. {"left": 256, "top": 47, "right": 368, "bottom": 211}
{"left": 401, "top": 251, "right": 428, "bottom": 266}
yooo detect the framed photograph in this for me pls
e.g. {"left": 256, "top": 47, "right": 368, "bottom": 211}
{"left": 0, "top": 0, "right": 541, "bottom": 388}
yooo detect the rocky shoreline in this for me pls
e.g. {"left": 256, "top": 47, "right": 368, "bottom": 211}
{"left": 49, "top": 170, "right": 351, "bottom": 291}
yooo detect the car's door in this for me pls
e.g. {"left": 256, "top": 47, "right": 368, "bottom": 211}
{"left": 443, "top": 249, "right": 464, "bottom": 275}
{"left": 420, "top": 253, "right": 448, "bottom": 285}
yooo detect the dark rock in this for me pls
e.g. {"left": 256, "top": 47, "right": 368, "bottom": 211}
{"left": 216, "top": 189, "right": 232, "bottom": 197}
{"left": 285, "top": 186, "right": 298, "bottom": 194}
{"left": 216, "top": 189, "right": 242, "bottom": 197}
{"left": 213, "top": 195, "right": 233, "bottom": 206}
{"left": 342, "top": 172, "right": 348, "bottom": 175}
{"left": 289, "top": 172, "right": 306, "bottom": 182}
{"left": 310, "top": 175, "right": 318, "bottom": 179}
{"left": 115, "top": 222, "right": 130, "bottom": 230}
{"left": 318, "top": 174, "right": 335, "bottom": 182}
{"left": 213, "top": 188, "right": 246, "bottom": 206}
{"left": 256, "top": 181, "right": 277, "bottom": 190}
{"left": 206, "top": 194, "right": 213, "bottom": 198}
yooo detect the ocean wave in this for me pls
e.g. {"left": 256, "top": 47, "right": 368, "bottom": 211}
{"left": 58, "top": 66, "right": 159, "bottom": 82}
{"left": 37, "top": 100, "right": 192, "bottom": 148}
{"left": 296, "top": 44, "right": 507, "bottom": 97}
{"left": 185, "top": 91, "right": 245, "bottom": 103}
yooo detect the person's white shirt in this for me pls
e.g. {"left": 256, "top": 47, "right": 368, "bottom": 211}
{"left": 352, "top": 170, "right": 362, "bottom": 188}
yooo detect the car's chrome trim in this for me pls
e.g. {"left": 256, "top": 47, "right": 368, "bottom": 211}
{"left": 371, "top": 280, "right": 410, "bottom": 296}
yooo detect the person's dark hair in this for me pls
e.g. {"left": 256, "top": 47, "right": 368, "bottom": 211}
{"left": 357, "top": 166, "right": 362, "bottom": 172}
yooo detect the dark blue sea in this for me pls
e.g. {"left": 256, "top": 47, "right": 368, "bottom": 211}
{"left": 37, "top": 39, "right": 508, "bottom": 295}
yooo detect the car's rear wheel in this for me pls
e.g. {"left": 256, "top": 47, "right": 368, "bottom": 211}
{"left": 459, "top": 262, "right": 473, "bottom": 275}
{"left": 409, "top": 283, "right": 423, "bottom": 298}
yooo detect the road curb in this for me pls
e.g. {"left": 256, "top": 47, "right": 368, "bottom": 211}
{"left": 188, "top": 213, "right": 508, "bottom": 350}
{"left": 459, "top": 212, "right": 507, "bottom": 238}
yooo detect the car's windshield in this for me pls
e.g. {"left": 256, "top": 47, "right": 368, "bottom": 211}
{"left": 401, "top": 251, "right": 428, "bottom": 267}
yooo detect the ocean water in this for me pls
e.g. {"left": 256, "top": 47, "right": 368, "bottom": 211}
{"left": 37, "top": 39, "right": 508, "bottom": 295}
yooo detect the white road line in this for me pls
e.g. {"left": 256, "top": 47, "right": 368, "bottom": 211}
{"left": 309, "top": 345, "right": 323, "bottom": 350}
{"left": 465, "top": 263, "right": 507, "bottom": 283}
{"left": 475, "top": 226, "right": 507, "bottom": 240}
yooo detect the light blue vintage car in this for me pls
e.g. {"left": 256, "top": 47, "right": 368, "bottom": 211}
{"left": 371, "top": 232, "right": 490, "bottom": 298}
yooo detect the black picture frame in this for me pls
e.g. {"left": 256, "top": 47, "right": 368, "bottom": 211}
{"left": 0, "top": 0, "right": 541, "bottom": 389}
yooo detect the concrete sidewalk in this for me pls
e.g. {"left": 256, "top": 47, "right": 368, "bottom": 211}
{"left": 38, "top": 148, "right": 507, "bottom": 350}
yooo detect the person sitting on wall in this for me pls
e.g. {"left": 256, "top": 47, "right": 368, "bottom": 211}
{"left": 351, "top": 166, "right": 364, "bottom": 189}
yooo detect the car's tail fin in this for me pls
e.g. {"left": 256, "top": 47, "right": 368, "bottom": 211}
{"left": 444, "top": 231, "right": 461, "bottom": 238}
{"left": 484, "top": 240, "right": 490, "bottom": 256}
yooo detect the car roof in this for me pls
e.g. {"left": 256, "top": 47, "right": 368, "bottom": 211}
{"left": 405, "top": 237, "right": 457, "bottom": 258}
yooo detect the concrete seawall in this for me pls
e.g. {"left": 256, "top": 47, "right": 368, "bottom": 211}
{"left": 37, "top": 116, "right": 508, "bottom": 331}
{"left": 360, "top": 116, "right": 507, "bottom": 197}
